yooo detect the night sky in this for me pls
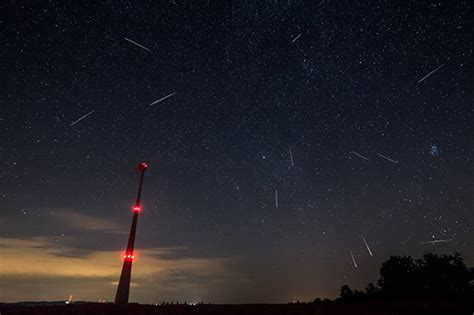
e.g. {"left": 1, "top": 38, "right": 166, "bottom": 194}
{"left": 1, "top": 0, "right": 473, "bottom": 304}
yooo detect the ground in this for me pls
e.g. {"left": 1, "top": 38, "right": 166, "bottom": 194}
{"left": 1, "top": 299, "right": 473, "bottom": 315}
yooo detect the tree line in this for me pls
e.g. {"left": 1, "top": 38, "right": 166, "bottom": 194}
{"left": 297, "top": 252, "right": 473, "bottom": 305}
{"left": 337, "top": 252, "right": 473, "bottom": 302}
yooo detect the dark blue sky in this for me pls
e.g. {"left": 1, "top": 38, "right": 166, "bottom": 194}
{"left": 1, "top": 0, "right": 473, "bottom": 304}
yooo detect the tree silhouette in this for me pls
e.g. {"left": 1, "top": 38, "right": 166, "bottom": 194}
{"left": 312, "top": 298, "right": 322, "bottom": 304}
{"left": 415, "top": 252, "right": 472, "bottom": 297}
{"left": 339, "top": 252, "right": 473, "bottom": 301}
{"left": 339, "top": 285, "right": 354, "bottom": 300}
{"left": 378, "top": 255, "right": 418, "bottom": 296}
{"left": 364, "top": 283, "right": 380, "bottom": 297}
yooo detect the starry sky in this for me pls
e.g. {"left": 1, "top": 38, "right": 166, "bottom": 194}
{"left": 1, "top": 0, "right": 473, "bottom": 304}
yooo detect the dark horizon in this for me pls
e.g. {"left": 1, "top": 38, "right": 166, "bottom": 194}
{"left": 2, "top": 251, "right": 472, "bottom": 306}
{"left": 2, "top": 0, "right": 473, "bottom": 305}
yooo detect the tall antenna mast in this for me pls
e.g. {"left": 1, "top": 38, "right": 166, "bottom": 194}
{"left": 115, "top": 162, "right": 148, "bottom": 304}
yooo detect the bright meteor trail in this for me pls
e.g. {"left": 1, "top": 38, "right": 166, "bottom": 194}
{"left": 362, "top": 236, "right": 373, "bottom": 256}
{"left": 124, "top": 37, "right": 152, "bottom": 52}
{"left": 275, "top": 189, "right": 279, "bottom": 209}
{"left": 420, "top": 238, "right": 453, "bottom": 244}
{"left": 377, "top": 153, "right": 398, "bottom": 164}
{"left": 351, "top": 151, "right": 369, "bottom": 161}
{"left": 418, "top": 63, "right": 445, "bottom": 83}
{"left": 149, "top": 92, "right": 177, "bottom": 106}
{"left": 350, "top": 251, "right": 358, "bottom": 268}
{"left": 69, "top": 110, "right": 95, "bottom": 126}
{"left": 291, "top": 33, "right": 302, "bottom": 43}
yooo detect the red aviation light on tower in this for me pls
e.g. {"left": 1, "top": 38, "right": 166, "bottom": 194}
{"left": 123, "top": 253, "right": 136, "bottom": 260}
{"left": 138, "top": 162, "right": 148, "bottom": 170}
{"left": 133, "top": 205, "right": 141, "bottom": 212}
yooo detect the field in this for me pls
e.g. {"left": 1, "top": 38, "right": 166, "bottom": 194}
{"left": 1, "top": 299, "right": 473, "bottom": 315}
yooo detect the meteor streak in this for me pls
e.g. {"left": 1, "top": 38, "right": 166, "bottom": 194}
{"left": 350, "top": 251, "right": 358, "bottom": 268}
{"left": 361, "top": 236, "right": 373, "bottom": 256}
{"left": 289, "top": 147, "right": 294, "bottom": 167}
{"left": 149, "top": 92, "right": 176, "bottom": 106}
{"left": 420, "top": 238, "right": 453, "bottom": 245}
{"left": 350, "top": 151, "right": 369, "bottom": 161}
{"left": 69, "top": 110, "right": 95, "bottom": 126}
{"left": 124, "top": 37, "right": 152, "bottom": 52}
{"left": 377, "top": 153, "right": 398, "bottom": 164}
{"left": 291, "top": 33, "right": 302, "bottom": 43}
{"left": 275, "top": 189, "right": 279, "bottom": 208}
{"left": 418, "top": 63, "right": 445, "bottom": 83}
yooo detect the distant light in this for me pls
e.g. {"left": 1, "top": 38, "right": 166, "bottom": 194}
{"left": 133, "top": 205, "right": 141, "bottom": 212}
{"left": 138, "top": 162, "right": 148, "bottom": 170}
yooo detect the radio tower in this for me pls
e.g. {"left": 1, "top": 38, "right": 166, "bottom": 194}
{"left": 115, "top": 162, "right": 148, "bottom": 304}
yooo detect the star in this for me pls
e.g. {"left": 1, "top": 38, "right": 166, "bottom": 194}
{"left": 429, "top": 145, "right": 440, "bottom": 157}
